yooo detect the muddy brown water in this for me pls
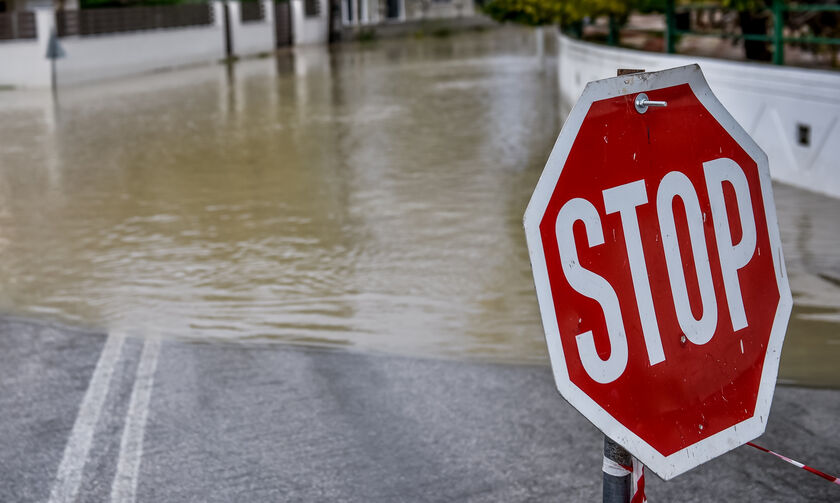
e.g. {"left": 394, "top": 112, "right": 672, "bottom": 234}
{"left": 0, "top": 28, "right": 837, "bottom": 387}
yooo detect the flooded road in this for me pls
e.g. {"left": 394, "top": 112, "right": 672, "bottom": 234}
{"left": 0, "top": 28, "right": 837, "bottom": 386}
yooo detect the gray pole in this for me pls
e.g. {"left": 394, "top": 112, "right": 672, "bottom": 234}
{"left": 603, "top": 436, "right": 632, "bottom": 503}
{"left": 51, "top": 57, "right": 56, "bottom": 94}
{"left": 602, "top": 68, "right": 647, "bottom": 503}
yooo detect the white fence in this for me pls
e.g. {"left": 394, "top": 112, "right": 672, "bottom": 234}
{"left": 0, "top": 1, "right": 284, "bottom": 88}
{"left": 403, "top": 0, "right": 475, "bottom": 21}
{"left": 557, "top": 33, "right": 840, "bottom": 199}
{"left": 292, "top": 0, "right": 328, "bottom": 46}
{"left": 340, "top": 0, "right": 475, "bottom": 26}
{"left": 229, "top": 1, "right": 276, "bottom": 56}
{"left": 0, "top": 10, "right": 53, "bottom": 88}
{"left": 56, "top": 3, "right": 227, "bottom": 87}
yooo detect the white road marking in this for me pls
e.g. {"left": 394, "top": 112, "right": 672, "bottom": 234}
{"left": 48, "top": 333, "right": 125, "bottom": 503}
{"left": 110, "top": 337, "right": 161, "bottom": 503}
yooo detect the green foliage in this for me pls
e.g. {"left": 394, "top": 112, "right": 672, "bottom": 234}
{"left": 481, "top": 0, "right": 643, "bottom": 27}
{"left": 479, "top": 0, "right": 777, "bottom": 28}
{"left": 480, "top": 0, "right": 563, "bottom": 26}
{"left": 357, "top": 28, "right": 377, "bottom": 42}
{"left": 718, "top": 0, "right": 770, "bottom": 12}
{"left": 635, "top": 0, "right": 668, "bottom": 13}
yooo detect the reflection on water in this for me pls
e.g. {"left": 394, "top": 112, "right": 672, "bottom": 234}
{"left": 773, "top": 184, "right": 840, "bottom": 388}
{"left": 0, "top": 28, "right": 837, "bottom": 387}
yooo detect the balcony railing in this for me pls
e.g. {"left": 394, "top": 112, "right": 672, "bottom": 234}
{"left": 241, "top": 1, "right": 265, "bottom": 23}
{"left": 56, "top": 4, "right": 214, "bottom": 37}
{"left": 0, "top": 11, "right": 37, "bottom": 41}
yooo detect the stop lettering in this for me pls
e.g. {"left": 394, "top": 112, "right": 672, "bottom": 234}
{"left": 523, "top": 65, "right": 792, "bottom": 480}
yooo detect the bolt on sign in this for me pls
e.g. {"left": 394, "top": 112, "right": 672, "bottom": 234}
{"left": 523, "top": 65, "right": 792, "bottom": 480}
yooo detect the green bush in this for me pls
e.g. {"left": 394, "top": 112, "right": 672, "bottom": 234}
{"left": 481, "top": 0, "right": 642, "bottom": 27}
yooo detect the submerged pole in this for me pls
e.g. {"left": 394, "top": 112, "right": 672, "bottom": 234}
{"left": 603, "top": 436, "right": 632, "bottom": 503}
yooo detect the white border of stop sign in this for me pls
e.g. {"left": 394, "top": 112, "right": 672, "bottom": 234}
{"left": 523, "top": 64, "right": 793, "bottom": 480}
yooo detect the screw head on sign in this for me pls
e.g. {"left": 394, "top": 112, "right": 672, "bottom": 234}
{"left": 634, "top": 93, "right": 668, "bottom": 114}
{"left": 680, "top": 335, "right": 687, "bottom": 345}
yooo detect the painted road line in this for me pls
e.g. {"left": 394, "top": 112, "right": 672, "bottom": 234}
{"left": 110, "top": 337, "right": 161, "bottom": 503}
{"left": 48, "top": 333, "right": 126, "bottom": 503}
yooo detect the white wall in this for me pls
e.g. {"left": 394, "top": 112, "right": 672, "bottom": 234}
{"left": 2, "top": 1, "right": 283, "bottom": 89}
{"left": 0, "top": 9, "right": 52, "bottom": 87}
{"left": 229, "top": 0, "right": 276, "bottom": 57}
{"left": 55, "top": 3, "right": 226, "bottom": 86}
{"left": 557, "top": 34, "right": 840, "bottom": 199}
{"left": 292, "top": 0, "right": 328, "bottom": 46}
{"left": 341, "top": 0, "right": 475, "bottom": 25}
{"left": 404, "top": 0, "right": 474, "bottom": 21}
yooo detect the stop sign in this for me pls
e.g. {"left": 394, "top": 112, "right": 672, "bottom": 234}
{"left": 524, "top": 65, "right": 792, "bottom": 480}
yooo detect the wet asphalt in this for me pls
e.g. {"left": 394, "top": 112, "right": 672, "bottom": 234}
{"left": 0, "top": 317, "right": 837, "bottom": 502}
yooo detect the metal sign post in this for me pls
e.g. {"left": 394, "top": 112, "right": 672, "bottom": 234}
{"left": 45, "top": 28, "right": 66, "bottom": 93}
{"left": 598, "top": 68, "right": 648, "bottom": 503}
{"left": 603, "top": 437, "right": 632, "bottom": 503}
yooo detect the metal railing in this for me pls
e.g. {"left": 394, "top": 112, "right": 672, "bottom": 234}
{"left": 56, "top": 4, "right": 214, "bottom": 37}
{"left": 665, "top": 0, "right": 840, "bottom": 65}
{"left": 0, "top": 11, "right": 37, "bottom": 41}
{"left": 304, "top": 0, "right": 320, "bottom": 18}
{"left": 275, "top": 0, "right": 293, "bottom": 46}
{"left": 240, "top": 1, "right": 266, "bottom": 23}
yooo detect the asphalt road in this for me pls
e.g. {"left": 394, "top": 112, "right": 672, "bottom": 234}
{"left": 0, "top": 317, "right": 837, "bottom": 502}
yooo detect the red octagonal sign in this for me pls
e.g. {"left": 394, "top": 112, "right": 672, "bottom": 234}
{"left": 524, "top": 65, "right": 792, "bottom": 480}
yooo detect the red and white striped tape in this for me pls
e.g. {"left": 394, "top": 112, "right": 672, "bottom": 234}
{"left": 602, "top": 456, "right": 646, "bottom": 502}
{"left": 603, "top": 442, "right": 837, "bottom": 502}
{"left": 630, "top": 456, "right": 646, "bottom": 503}
{"left": 747, "top": 442, "right": 840, "bottom": 486}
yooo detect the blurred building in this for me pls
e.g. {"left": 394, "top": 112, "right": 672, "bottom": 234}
{"left": 0, "top": 0, "right": 77, "bottom": 13}
{"left": 340, "top": 0, "right": 474, "bottom": 25}
{"left": 0, "top": 0, "right": 486, "bottom": 88}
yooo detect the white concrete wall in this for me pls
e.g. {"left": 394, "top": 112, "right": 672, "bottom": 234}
{"left": 292, "top": 0, "right": 328, "bottom": 45}
{"left": 342, "top": 0, "right": 475, "bottom": 25}
{"left": 2, "top": 1, "right": 283, "bottom": 88}
{"left": 0, "top": 9, "right": 52, "bottom": 87}
{"left": 55, "top": 3, "right": 226, "bottom": 86}
{"left": 229, "top": 0, "right": 276, "bottom": 57}
{"left": 404, "top": 0, "right": 474, "bottom": 21}
{"left": 557, "top": 34, "right": 840, "bottom": 199}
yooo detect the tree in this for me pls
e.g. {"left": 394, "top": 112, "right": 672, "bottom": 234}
{"left": 720, "top": 0, "right": 773, "bottom": 61}
{"left": 481, "top": 0, "right": 645, "bottom": 32}
{"left": 480, "top": 0, "right": 564, "bottom": 26}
